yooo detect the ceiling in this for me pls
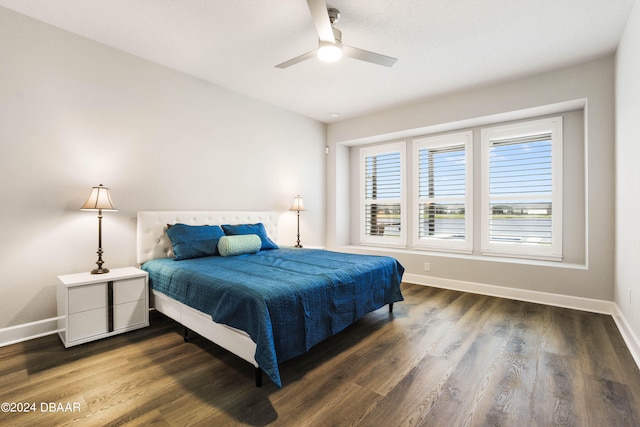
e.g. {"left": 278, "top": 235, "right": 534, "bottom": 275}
{"left": 0, "top": 0, "right": 635, "bottom": 123}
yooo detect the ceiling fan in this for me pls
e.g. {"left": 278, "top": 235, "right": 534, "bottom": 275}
{"left": 276, "top": 0, "right": 397, "bottom": 69}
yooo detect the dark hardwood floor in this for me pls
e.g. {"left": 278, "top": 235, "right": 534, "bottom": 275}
{"left": 2, "top": 283, "right": 640, "bottom": 426}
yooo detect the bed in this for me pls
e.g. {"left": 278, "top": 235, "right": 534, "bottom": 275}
{"left": 137, "top": 211, "right": 404, "bottom": 387}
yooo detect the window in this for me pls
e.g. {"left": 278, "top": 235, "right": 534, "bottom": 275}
{"left": 481, "top": 117, "right": 563, "bottom": 259}
{"left": 360, "top": 142, "right": 406, "bottom": 246}
{"left": 355, "top": 115, "right": 564, "bottom": 262}
{"left": 414, "top": 131, "right": 473, "bottom": 252}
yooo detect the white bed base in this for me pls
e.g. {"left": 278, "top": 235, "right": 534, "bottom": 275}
{"left": 136, "top": 211, "right": 281, "bottom": 384}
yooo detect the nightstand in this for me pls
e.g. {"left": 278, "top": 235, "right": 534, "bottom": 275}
{"left": 57, "top": 266, "right": 149, "bottom": 347}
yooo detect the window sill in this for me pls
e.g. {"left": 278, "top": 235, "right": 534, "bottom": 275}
{"left": 337, "top": 245, "right": 586, "bottom": 270}
{"left": 480, "top": 249, "right": 563, "bottom": 263}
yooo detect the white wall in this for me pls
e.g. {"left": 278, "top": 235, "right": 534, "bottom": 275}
{"left": 0, "top": 7, "right": 326, "bottom": 329}
{"left": 327, "top": 56, "right": 615, "bottom": 302}
{"left": 615, "top": 0, "right": 640, "bottom": 343}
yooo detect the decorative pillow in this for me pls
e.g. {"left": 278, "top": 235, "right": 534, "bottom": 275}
{"left": 217, "top": 234, "right": 262, "bottom": 257}
{"left": 221, "top": 223, "right": 279, "bottom": 250}
{"left": 165, "top": 223, "right": 225, "bottom": 260}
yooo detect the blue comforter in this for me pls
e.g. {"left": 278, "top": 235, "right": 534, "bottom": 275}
{"left": 141, "top": 248, "right": 404, "bottom": 387}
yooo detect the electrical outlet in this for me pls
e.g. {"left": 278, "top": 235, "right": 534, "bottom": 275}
{"left": 424, "top": 262, "right": 430, "bottom": 272}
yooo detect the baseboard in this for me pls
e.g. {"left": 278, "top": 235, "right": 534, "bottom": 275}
{"left": 611, "top": 305, "right": 640, "bottom": 370}
{"left": 403, "top": 273, "right": 640, "bottom": 370}
{"left": 0, "top": 316, "right": 61, "bottom": 348}
{"left": 403, "top": 273, "right": 616, "bottom": 314}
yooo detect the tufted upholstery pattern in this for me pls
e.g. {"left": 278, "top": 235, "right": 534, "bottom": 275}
{"left": 136, "top": 211, "right": 280, "bottom": 265}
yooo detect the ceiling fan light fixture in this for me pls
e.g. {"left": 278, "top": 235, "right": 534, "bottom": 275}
{"left": 317, "top": 41, "right": 342, "bottom": 62}
{"left": 275, "top": 4, "right": 397, "bottom": 69}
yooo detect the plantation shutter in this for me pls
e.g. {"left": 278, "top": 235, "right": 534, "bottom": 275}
{"left": 361, "top": 143, "right": 404, "bottom": 245}
{"left": 413, "top": 131, "right": 472, "bottom": 252}
{"left": 488, "top": 133, "right": 553, "bottom": 246}
{"left": 418, "top": 144, "right": 467, "bottom": 240}
{"left": 481, "top": 116, "right": 563, "bottom": 261}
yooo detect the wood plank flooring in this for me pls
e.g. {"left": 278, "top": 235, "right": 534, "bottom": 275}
{"left": 2, "top": 283, "right": 640, "bottom": 426}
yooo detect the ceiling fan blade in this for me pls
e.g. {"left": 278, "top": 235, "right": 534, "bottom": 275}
{"left": 306, "top": 0, "right": 335, "bottom": 43}
{"left": 343, "top": 45, "right": 397, "bottom": 67}
{"left": 275, "top": 49, "right": 318, "bottom": 69}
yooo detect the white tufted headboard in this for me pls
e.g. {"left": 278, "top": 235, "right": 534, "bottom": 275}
{"left": 136, "top": 211, "right": 280, "bottom": 265}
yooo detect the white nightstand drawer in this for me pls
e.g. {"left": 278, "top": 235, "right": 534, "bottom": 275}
{"left": 114, "top": 277, "right": 146, "bottom": 304}
{"left": 114, "top": 299, "right": 147, "bottom": 330}
{"left": 68, "top": 307, "right": 108, "bottom": 341}
{"left": 68, "top": 283, "right": 107, "bottom": 314}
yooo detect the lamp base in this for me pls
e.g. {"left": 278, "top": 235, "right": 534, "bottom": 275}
{"left": 91, "top": 267, "right": 110, "bottom": 274}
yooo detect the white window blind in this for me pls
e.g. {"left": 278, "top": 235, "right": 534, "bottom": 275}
{"left": 356, "top": 116, "right": 563, "bottom": 262}
{"left": 414, "top": 131, "right": 472, "bottom": 251}
{"left": 361, "top": 142, "right": 405, "bottom": 246}
{"left": 481, "top": 117, "right": 563, "bottom": 259}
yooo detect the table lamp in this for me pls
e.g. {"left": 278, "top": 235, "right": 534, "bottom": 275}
{"left": 81, "top": 184, "right": 117, "bottom": 274}
{"left": 289, "top": 195, "right": 305, "bottom": 248}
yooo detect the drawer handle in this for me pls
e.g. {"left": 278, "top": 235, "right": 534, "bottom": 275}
{"left": 108, "top": 281, "right": 114, "bottom": 332}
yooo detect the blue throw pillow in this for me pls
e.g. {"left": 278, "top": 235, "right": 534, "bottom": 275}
{"left": 221, "top": 223, "right": 278, "bottom": 250}
{"left": 217, "top": 234, "right": 262, "bottom": 257}
{"left": 166, "top": 223, "right": 225, "bottom": 260}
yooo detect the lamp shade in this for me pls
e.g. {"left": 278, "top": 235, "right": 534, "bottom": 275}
{"left": 289, "top": 195, "right": 305, "bottom": 212}
{"left": 80, "top": 184, "right": 117, "bottom": 211}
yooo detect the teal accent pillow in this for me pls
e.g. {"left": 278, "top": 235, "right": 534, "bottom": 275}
{"left": 221, "top": 223, "right": 278, "bottom": 250}
{"left": 166, "top": 223, "right": 225, "bottom": 260}
{"left": 217, "top": 234, "right": 262, "bottom": 257}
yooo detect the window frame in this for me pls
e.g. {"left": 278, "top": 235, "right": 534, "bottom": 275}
{"left": 412, "top": 131, "right": 473, "bottom": 253}
{"left": 359, "top": 141, "right": 407, "bottom": 248}
{"left": 480, "top": 117, "right": 563, "bottom": 260}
